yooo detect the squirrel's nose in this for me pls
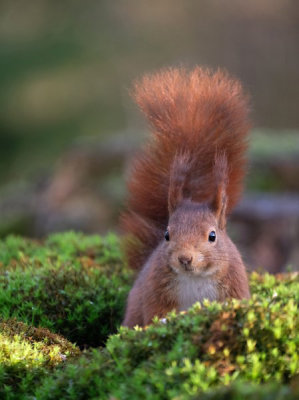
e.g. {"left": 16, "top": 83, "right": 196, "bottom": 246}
{"left": 178, "top": 255, "right": 193, "bottom": 268}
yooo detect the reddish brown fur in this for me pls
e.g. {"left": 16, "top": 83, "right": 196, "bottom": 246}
{"left": 121, "top": 67, "right": 251, "bottom": 328}
{"left": 121, "top": 67, "right": 250, "bottom": 270}
{"left": 122, "top": 201, "right": 250, "bottom": 328}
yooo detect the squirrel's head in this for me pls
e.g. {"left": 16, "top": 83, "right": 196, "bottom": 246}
{"left": 164, "top": 152, "right": 230, "bottom": 277}
{"left": 163, "top": 200, "right": 229, "bottom": 277}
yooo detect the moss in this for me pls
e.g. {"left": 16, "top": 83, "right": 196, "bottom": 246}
{"left": 0, "top": 232, "right": 133, "bottom": 347}
{"left": 0, "top": 318, "right": 80, "bottom": 400}
{"left": 33, "top": 273, "right": 299, "bottom": 400}
{"left": 0, "top": 233, "right": 298, "bottom": 399}
{"left": 192, "top": 382, "right": 299, "bottom": 399}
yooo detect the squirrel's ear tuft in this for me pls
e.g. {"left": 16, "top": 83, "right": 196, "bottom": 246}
{"left": 168, "top": 152, "right": 191, "bottom": 214}
{"left": 211, "top": 153, "right": 228, "bottom": 229}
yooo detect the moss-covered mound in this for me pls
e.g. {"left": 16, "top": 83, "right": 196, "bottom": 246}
{"left": 32, "top": 272, "right": 299, "bottom": 400}
{"left": 0, "top": 318, "right": 80, "bottom": 399}
{"left": 0, "top": 232, "right": 133, "bottom": 347}
{"left": 0, "top": 233, "right": 298, "bottom": 399}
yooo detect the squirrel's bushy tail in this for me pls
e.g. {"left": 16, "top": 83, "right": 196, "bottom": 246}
{"left": 121, "top": 67, "right": 251, "bottom": 270}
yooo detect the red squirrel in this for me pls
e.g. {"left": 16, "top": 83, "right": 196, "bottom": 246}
{"left": 121, "top": 67, "right": 251, "bottom": 328}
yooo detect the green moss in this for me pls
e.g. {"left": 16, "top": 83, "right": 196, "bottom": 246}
{"left": 0, "top": 232, "right": 133, "bottom": 347}
{"left": 0, "top": 233, "right": 298, "bottom": 399}
{"left": 0, "top": 318, "right": 80, "bottom": 400}
{"left": 33, "top": 273, "right": 299, "bottom": 400}
{"left": 192, "top": 382, "right": 299, "bottom": 399}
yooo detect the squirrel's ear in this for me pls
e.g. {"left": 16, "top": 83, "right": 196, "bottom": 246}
{"left": 168, "top": 152, "right": 191, "bottom": 214}
{"left": 210, "top": 153, "right": 228, "bottom": 229}
{"left": 168, "top": 181, "right": 184, "bottom": 215}
{"left": 211, "top": 183, "right": 227, "bottom": 229}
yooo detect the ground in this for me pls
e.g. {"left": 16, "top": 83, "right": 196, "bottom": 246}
{"left": 0, "top": 232, "right": 298, "bottom": 399}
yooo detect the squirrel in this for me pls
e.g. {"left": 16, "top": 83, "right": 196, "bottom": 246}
{"left": 121, "top": 67, "right": 251, "bottom": 328}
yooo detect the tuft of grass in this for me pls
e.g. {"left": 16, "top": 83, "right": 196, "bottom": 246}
{"left": 0, "top": 232, "right": 133, "bottom": 347}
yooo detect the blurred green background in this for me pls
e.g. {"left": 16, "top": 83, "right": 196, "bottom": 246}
{"left": 0, "top": 0, "right": 299, "bottom": 271}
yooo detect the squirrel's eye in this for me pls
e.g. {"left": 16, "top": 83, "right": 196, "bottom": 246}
{"left": 208, "top": 231, "right": 216, "bottom": 242}
{"left": 164, "top": 230, "right": 170, "bottom": 241}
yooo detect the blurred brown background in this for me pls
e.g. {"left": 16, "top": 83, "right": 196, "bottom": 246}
{"left": 0, "top": 0, "right": 298, "bottom": 272}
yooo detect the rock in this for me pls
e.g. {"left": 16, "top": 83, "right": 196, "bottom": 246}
{"left": 230, "top": 193, "right": 299, "bottom": 273}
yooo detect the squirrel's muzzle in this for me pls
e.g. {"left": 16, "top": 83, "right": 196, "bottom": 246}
{"left": 178, "top": 254, "right": 193, "bottom": 269}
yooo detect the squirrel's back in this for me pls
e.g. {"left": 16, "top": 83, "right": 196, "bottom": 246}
{"left": 121, "top": 67, "right": 251, "bottom": 270}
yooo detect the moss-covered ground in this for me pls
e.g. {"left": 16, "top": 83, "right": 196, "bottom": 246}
{"left": 0, "top": 232, "right": 132, "bottom": 347}
{"left": 0, "top": 232, "right": 298, "bottom": 399}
